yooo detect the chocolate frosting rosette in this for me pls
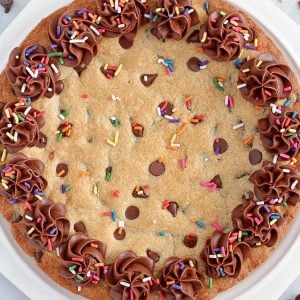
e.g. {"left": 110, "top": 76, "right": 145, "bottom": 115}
{"left": 96, "top": 0, "right": 148, "bottom": 49}
{"left": 238, "top": 54, "right": 292, "bottom": 106}
{"left": 22, "top": 198, "right": 70, "bottom": 252}
{"left": 48, "top": 8, "right": 103, "bottom": 73}
{"left": 158, "top": 257, "right": 204, "bottom": 299}
{"left": 59, "top": 232, "right": 107, "bottom": 287}
{"left": 0, "top": 99, "right": 46, "bottom": 153}
{"left": 249, "top": 161, "right": 300, "bottom": 206}
{"left": 106, "top": 250, "right": 155, "bottom": 299}
{"left": 0, "top": 153, "right": 47, "bottom": 204}
{"left": 258, "top": 107, "right": 300, "bottom": 157}
{"left": 200, "top": 231, "right": 250, "bottom": 278}
{"left": 231, "top": 200, "right": 284, "bottom": 247}
{"left": 151, "top": 0, "right": 199, "bottom": 40}
{"left": 5, "top": 44, "right": 63, "bottom": 102}
{"left": 196, "top": 9, "right": 254, "bottom": 61}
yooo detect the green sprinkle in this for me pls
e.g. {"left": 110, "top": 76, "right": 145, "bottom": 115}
{"left": 59, "top": 57, "right": 64, "bottom": 65}
{"left": 105, "top": 172, "right": 111, "bottom": 181}
{"left": 65, "top": 185, "right": 72, "bottom": 192}
{"left": 208, "top": 277, "right": 213, "bottom": 289}
{"left": 284, "top": 202, "right": 288, "bottom": 208}
{"left": 153, "top": 15, "right": 159, "bottom": 22}
{"left": 18, "top": 115, "right": 25, "bottom": 122}
{"left": 213, "top": 77, "right": 224, "bottom": 92}
{"left": 76, "top": 274, "right": 84, "bottom": 281}
{"left": 288, "top": 134, "right": 297, "bottom": 140}
{"left": 57, "top": 132, "right": 63, "bottom": 142}
{"left": 60, "top": 110, "right": 69, "bottom": 117}
{"left": 69, "top": 265, "right": 77, "bottom": 271}
{"left": 47, "top": 52, "right": 63, "bottom": 57}
{"left": 242, "top": 231, "right": 249, "bottom": 236}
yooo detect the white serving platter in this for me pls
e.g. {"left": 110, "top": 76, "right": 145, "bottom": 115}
{"left": 0, "top": 0, "right": 299, "bottom": 299}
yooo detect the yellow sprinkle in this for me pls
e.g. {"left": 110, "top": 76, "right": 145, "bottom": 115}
{"left": 6, "top": 132, "right": 14, "bottom": 141}
{"left": 54, "top": 130, "right": 60, "bottom": 135}
{"left": 4, "top": 109, "right": 10, "bottom": 118}
{"left": 238, "top": 49, "right": 244, "bottom": 59}
{"left": 104, "top": 63, "right": 108, "bottom": 70}
{"left": 93, "top": 185, "right": 98, "bottom": 195}
{"left": 35, "top": 194, "right": 43, "bottom": 201}
{"left": 1, "top": 149, "right": 7, "bottom": 162}
{"left": 27, "top": 227, "right": 35, "bottom": 235}
{"left": 109, "top": 0, "right": 114, "bottom": 7}
{"left": 289, "top": 129, "right": 296, "bottom": 133}
{"left": 189, "top": 260, "right": 194, "bottom": 268}
{"left": 242, "top": 68, "right": 250, "bottom": 73}
{"left": 1, "top": 182, "right": 8, "bottom": 190}
{"left": 12, "top": 113, "right": 19, "bottom": 124}
{"left": 254, "top": 38, "right": 258, "bottom": 47}
{"left": 238, "top": 231, "right": 242, "bottom": 239}
{"left": 280, "top": 129, "right": 285, "bottom": 133}
{"left": 176, "top": 122, "right": 188, "bottom": 136}
{"left": 201, "top": 31, "right": 207, "bottom": 43}
{"left": 247, "top": 55, "right": 250, "bottom": 61}
{"left": 167, "top": 145, "right": 177, "bottom": 150}
{"left": 107, "top": 139, "right": 116, "bottom": 147}
{"left": 270, "top": 219, "right": 278, "bottom": 226}
{"left": 170, "top": 133, "right": 177, "bottom": 144}
{"left": 256, "top": 60, "right": 263, "bottom": 68}
{"left": 1, "top": 179, "right": 8, "bottom": 184}
{"left": 175, "top": 6, "right": 180, "bottom": 15}
{"left": 114, "top": 64, "right": 123, "bottom": 76}
{"left": 230, "top": 20, "right": 238, "bottom": 26}
{"left": 56, "top": 170, "right": 65, "bottom": 177}
{"left": 220, "top": 10, "right": 226, "bottom": 16}
{"left": 114, "top": 131, "right": 119, "bottom": 144}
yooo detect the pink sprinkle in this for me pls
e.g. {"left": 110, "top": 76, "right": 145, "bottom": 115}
{"left": 36, "top": 217, "right": 42, "bottom": 223}
{"left": 93, "top": 274, "right": 100, "bottom": 281}
{"left": 283, "top": 86, "right": 292, "bottom": 93}
{"left": 231, "top": 232, "right": 238, "bottom": 237}
{"left": 211, "top": 221, "right": 222, "bottom": 232}
{"left": 231, "top": 16, "right": 240, "bottom": 22}
{"left": 26, "top": 76, "right": 31, "bottom": 82}
{"left": 210, "top": 18, "right": 217, "bottom": 23}
{"left": 166, "top": 66, "right": 172, "bottom": 76}
{"left": 228, "top": 95, "right": 234, "bottom": 108}
{"left": 130, "top": 289, "right": 135, "bottom": 300}
{"left": 200, "top": 181, "right": 217, "bottom": 192}
{"left": 41, "top": 57, "right": 45, "bottom": 64}
{"left": 47, "top": 238, "right": 52, "bottom": 252}
{"left": 228, "top": 236, "right": 237, "bottom": 243}
{"left": 179, "top": 158, "right": 187, "bottom": 170}
{"left": 246, "top": 213, "right": 253, "bottom": 217}
{"left": 280, "top": 153, "right": 290, "bottom": 159}
{"left": 269, "top": 199, "right": 277, "bottom": 205}
{"left": 291, "top": 140, "right": 295, "bottom": 146}
{"left": 275, "top": 118, "right": 281, "bottom": 126}
{"left": 232, "top": 26, "right": 242, "bottom": 32}
{"left": 62, "top": 18, "right": 68, "bottom": 25}
{"left": 254, "top": 217, "right": 261, "bottom": 225}
{"left": 221, "top": 246, "right": 226, "bottom": 257}
{"left": 264, "top": 89, "right": 272, "bottom": 97}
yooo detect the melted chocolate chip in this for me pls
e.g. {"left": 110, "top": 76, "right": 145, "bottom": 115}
{"left": 158, "top": 101, "right": 173, "bottom": 116}
{"left": 119, "top": 36, "right": 134, "bottom": 49}
{"left": 1, "top": 0, "right": 13, "bottom": 13}
{"left": 242, "top": 191, "right": 254, "bottom": 201}
{"left": 37, "top": 133, "right": 47, "bottom": 148}
{"left": 183, "top": 234, "right": 198, "bottom": 248}
{"left": 146, "top": 249, "right": 160, "bottom": 263}
{"left": 55, "top": 80, "right": 64, "bottom": 94}
{"left": 74, "top": 221, "right": 86, "bottom": 234}
{"left": 213, "top": 138, "right": 228, "bottom": 155}
{"left": 131, "top": 122, "right": 144, "bottom": 137}
{"left": 140, "top": 74, "right": 158, "bottom": 87}
{"left": 149, "top": 160, "right": 165, "bottom": 176}
{"left": 125, "top": 205, "right": 140, "bottom": 220}
{"left": 10, "top": 214, "right": 22, "bottom": 223}
{"left": 187, "top": 29, "right": 200, "bottom": 43}
{"left": 187, "top": 57, "right": 201, "bottom": 72}
{"left": 56, "top": 163, "right": 68, "bottom": 177}
{"left": 34, "top": 250, "right": 43, "bottom": 263}
{"left": 132, "top": 186, "right": 148, "bottom": 198}
{"left": 167, "top": 202, "right": 179, "bottom": 217}
{"left": 210, "top": 175, "right": 222, "bottom": 188}
{"left": 249, "top": 149, "right": 262, "bottom": 165}
{"left": 113, "top": 227, "right": 126, "bottom": 240}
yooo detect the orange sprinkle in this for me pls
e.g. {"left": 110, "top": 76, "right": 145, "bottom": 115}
{"left": 167, "top": 280, "right": 175, "bottom": 286}
{"left": 135, "top": 186, "right": 140, "bottom": 192}
{"left": 177, "top": 122, "right": 188, "bottom": 136}
{"left": 254, "top": 105, "right": 263, "bottom": 110}
{"left": 56, "top": 170, "right": 65, "bottom": 177}
{"left": 80, "top": 171, "right": 91, "bottom": 177}
{"left": 95, "top": 262, "right": 104, "bottom": 267}
{"left": 167, "top": 145, "right": 177, "bottom": 150}
{"left": 118, "top": 227, "right": 123, "bottom": 235}
{"left": 217, "top": 77, "right": 224, "bottom": 82}
{"left": 195, "top": 47, "right": 203, "bottom": 52}
{"left": 92, "top": 14, "right": 97, "bottom": 23}
{"left": 190, "top": 118, "right": 199, "bottom": 123}
{"left": 229, "top": 244, "right": 233, "bottom": 252}
{"left": 91, "top": 243, "right": 98, "bottom": 248}
{"left": 61, "top": 125, "right": 71, "bottom": 133}
{"left": 184, "top": 96, "right": 193, "bottom": 103}
{"left": 243, "top": 135, "right": 254, "bottom": 145}
{"left": 73, "top": 20, "right": 79, "bottom": 29}
{"left": 66, "top": 129, "right": 72, "bottom": 136}
{"left": 158, "top": 157, "right": 163, "bottom": 163}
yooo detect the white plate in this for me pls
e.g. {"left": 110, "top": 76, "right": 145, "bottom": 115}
{"left": 0, "top": 1, "right": 299, "bottom": 299}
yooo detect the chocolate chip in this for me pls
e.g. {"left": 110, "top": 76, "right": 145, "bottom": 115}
{"left": 167, "top": 201, "right": 179, "bottom": 217}
{"left": 210, "top": 175, "right": 222, "bottom": 188}
{"left": 146, "top": 249, "right": 160, "bottom": 263}
{"left": 1, "top": 0, "right": 13, "bottom": 13}
{"left": 149, "top": 160, "right": 165, "bottom": 176}
{"left": 187, "top": 57, "right": 201, "bottom": 72}
{"left": 37, "top": 133, "right": 47, "bottom": 148}
{"left": 119, "top": 36, "right": 134, "bottom": 49}
{"left": 113, "top": 227, "right": 126, "bottom": 240}
{"left": 125, "top": 205, "right": 140, "bottom": 220}
{"left": 34, "top": 250, "right": 43, "bottom": 263}
{"left": 132, "top": 186, "right": 148, "bottom": 198}
{"left": 249, "top": 149, "right": 262, "bottom": 165}
{"left": 158, "top": 101, "right": 173, "bottom": 116}
{"left": 213, "top": 138, "right": 228, "bottom": 155}
{"left": 55, "top": 80, "right": 64, "bottom": 94}
{"left": 74, "top": 221, "right": 86, "bottom": 234}
{"left": 56, "top": 163, "right": 68, "bottom": 177}
{"left": 187, "top": 30, "right": 200, "bottom": 43}
{"left": 183, "top": 234, "right": 198, "bottom": 248}
{"left": 242, "top": 191, "right": 254, "bottom": 201}
{"left": 140, "top": 74, "right": 158, "bottom": 87}
{"left": 295, "top": 295, "right": 300, "bottom": 300}
{"left": 131, "top": 122, "right": 144, "bottom": 137}
{"left": 10, "top": 214, "right": 22, "bottom": 223}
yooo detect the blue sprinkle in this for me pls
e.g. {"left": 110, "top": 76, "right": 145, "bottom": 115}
{"left": 292, "top": 111, "right": 298, "bottom": 119}
{"left": 204, "top": 2, "right": 209, "bottom": 11}
{"left": 158, "top": 231, "right": 166, "bottom": 236}
{"left": 219, "top": 267, "right": 226, "bottom": 277}
{"left": 270, "top": 215, "right": 280, "bottom": 220}
{"left": 196, "top": 220, "right": 205, "bottom": 228}
{"left": 111, "top": 210, "right": 116, "bottom": 222}
{"left": 284, "top": 99, "right": 292, "bottom": 107}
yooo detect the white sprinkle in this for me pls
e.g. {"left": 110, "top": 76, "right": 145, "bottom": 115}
{"left": 156, "top": 107, "right": 161, "bottom": 116}
{"left": 232, "top": 123, "right": 244, "bottom": 130}
{"left": 87, "top": 271, "right": 91, "bottom": 277}
{"left": 48, "top": 88, "right": 53, "bottom": 92}
{"left": 27, "top": 227, "right": 35, "bottom": 235}
{"left": 273, "top": 154, "right": 278, "bottom": 164}
{"left": 77, "top": 286, "right": 81, "bottom": 292}
{"left": 224, "top": 95, "right": 229, "bottom": 106}
{"left": 118, "top": 220, "right": 125, "bottom": 228}
{"left": 282, "top": 168, "right": 290, "bottom": 173}
{"left": 188, "top": 8, "right": 194, "bottom": 14}
{"left": 69, "top": 37, "right": 88, "bottom": 44}
{"left": 291, "top": 180, "right": 298, "bottom": 190}
{"left": 96, "top": 16, "right": 102, "bottom": 24}
{"left": 209, "top": 255, "right": 217, "bottom": 258}
{"left": 13, "top": 131, "right": 18, "bottom": 142}
{"left": 90, "top": 25, "right": 100, "bottom": 36}
{"left": 51, "top": 63, "right": 59, "bottom": 74}
{"left": 224, "top": 20, "right": 229, "bottom": 25}
{"left": 56, "top": 247, "right": 60, "bottom": 256}
{"left": 117, "top": 6, "right": 121, "bottom": 13}
{"left": 111, "top": 94, "right": 121, "bottom": 101}
{"left": 24, "top": 215, "right": 33, "bottom": 221}
{"left": 200, "top": 65, "right": 207, "bottom": 70}
{"left": 278, "top": 197, "right": 283, "bottom": 203}
{"left": 6, "top": 132, "right": 14, "bottom": 141}
{"left": 26, "top": 66, "right": 36, "bottom": 78}
{"left": 21, "top": 83, "right": 27, "bottom": 93}
{"left": 216, "top": 254, "right": 223, "bottom": 258}
{"left": 143, "top": 75, "right": 148, "bottom": 82}
{"left": 256, "top": 201, "right": 264, "bottom": 205}
{"left": 34, "top": 69, "right": 38, "bottom": 78}
{"left": 115, "top": 0, "right": 119, "bottom": 10}
{"left": 153, "top": 219, "right": 157, "bottom": 224}
{"left": 88, "top": 12, "right": 94, "bottom": 19}
{"left": 144, "top": 13, "right": 151, "bottom": 18}
{"left": 118, "top": 24, "right": 125, "bottom": 29}
{"left": 120, "top": 281, "right": 131, "bottom": 287}
{"left": 256, "top": 242, "right": 262, "bottom": 246}
{"left": 142, "top": 277, "right": 152, "bottom": 283}
{"left": 237, "top": 83, "right": 247, "bottom": 89}
{"left": 24, "top": 106, "right": 32, "bottom": 116}
{"left": 7, "top": 124, "right": 12, "bottom": 128}
{"left": 4, "top": 108, "right": 10, "bottom": 118}
{"left": 171, "top": 143, "right": 181, "bottom": 147}
{"left": 164, "top": 115, "right": 173, "bottom": 120}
